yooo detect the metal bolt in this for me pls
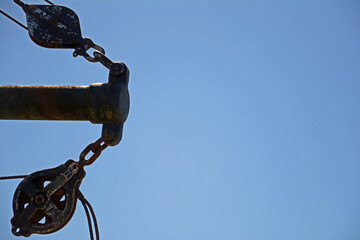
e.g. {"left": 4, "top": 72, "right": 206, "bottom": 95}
{"left": 34, "top": 194, "right": 46, "bottom": 206}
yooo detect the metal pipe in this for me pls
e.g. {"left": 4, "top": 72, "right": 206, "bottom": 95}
{"left": 0, "top": 83, "right": 129, "bottom": 124}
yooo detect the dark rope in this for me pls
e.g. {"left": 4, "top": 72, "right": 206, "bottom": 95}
{"left": 0, "top": 175, "right": 28, "bottom": 180}
{"left": 0, "top": 10, "right": 28, "bottom": 30}
{"left": 84, "top": 197, "right": 100, "bottom": 240}
{"left": 44, "top": 0, "right": 55, "bottom": 5}
{"left": 77, "top": 189, "right": 100, "bottom": 240}
{"left": 79, "top": 195, "right": 94, "bottom": 240}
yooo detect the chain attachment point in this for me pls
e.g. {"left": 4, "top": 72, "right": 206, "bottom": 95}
{"left": 73, "top": 38, "right": 105, "bottom": 63}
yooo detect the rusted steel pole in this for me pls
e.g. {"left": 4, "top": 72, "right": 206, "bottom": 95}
{"left": 0, "top": 83, "right": 129, "bottom": 124}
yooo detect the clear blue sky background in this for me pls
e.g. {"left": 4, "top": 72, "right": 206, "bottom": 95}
{"left": 0, "top": 0, "right": 359, "bottom": 239}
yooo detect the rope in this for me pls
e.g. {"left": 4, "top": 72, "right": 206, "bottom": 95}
{"left": 0, "top": 10, "right": 28, "bottom": 30}
{"left": 77, "top": 189, "right": 100, "bottom": 240}
{"left": 0, "top": 175, "right": 28, "bottom": 180}
{"left": 84, "top": 197, "right": 100, "bottom": 240}
{"left": 80, "top": 195, "right": 95, "bottom": 240}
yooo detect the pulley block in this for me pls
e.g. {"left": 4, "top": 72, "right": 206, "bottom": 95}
{"left": 11, "top": 160, "right": 85, "bottom": 237}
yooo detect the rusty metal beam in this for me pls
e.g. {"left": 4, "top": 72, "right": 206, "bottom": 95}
{"left": 0, "top": 82, "right": 130, "bottom": 146}
{"left": 0, "top": 84, "right": 129, "bottom": 123}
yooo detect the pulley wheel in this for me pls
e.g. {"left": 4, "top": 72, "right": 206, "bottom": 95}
{"left": 11, "top": 160, "right": 85, "bottom": 237}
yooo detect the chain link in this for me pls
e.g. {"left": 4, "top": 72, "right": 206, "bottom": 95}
{"left": 79, "top": 137, "right": 109, "bottom": 166}
{"left": 73, "top": 38, "right": 105, "bottom": 63}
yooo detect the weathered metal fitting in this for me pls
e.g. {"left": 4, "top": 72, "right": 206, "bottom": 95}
{"left": 102, "top": 122, "right": 124, "bottom": 146}
{"left": 109, "top": 62, "right": 129, "bottom": 85}
{"left": 87, "top": 83, "right": 129, "bottom": 124}
{"left": 102, "top": 62, "right": 130, "bottom": 146}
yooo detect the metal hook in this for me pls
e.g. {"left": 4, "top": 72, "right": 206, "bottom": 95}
{"left": 73, "top": 38, "right": 106, "bottom": 63}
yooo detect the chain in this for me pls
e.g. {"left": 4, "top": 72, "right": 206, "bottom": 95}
{"left": 75, "top": 44, "right": 126, "bottom": 76}
{"left": 73, "top": 38, "right": 106, "bottom": 63}
{"left": 79, "top": 136, "right": 109, "bottom": 167}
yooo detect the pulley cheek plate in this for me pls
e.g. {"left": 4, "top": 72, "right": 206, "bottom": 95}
{"left": 23, "top": 4, "right": 83, "bottom": 49}
{"left": 11, "top": 160, "right": 85, "bottom": 237}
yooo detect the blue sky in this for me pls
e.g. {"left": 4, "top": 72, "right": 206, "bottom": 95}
{"left": 0, "top": 0, "right": 359, "bottom": 240}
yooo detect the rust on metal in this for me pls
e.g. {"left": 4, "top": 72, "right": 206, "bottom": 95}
{"left": 0, "top": 83, "right": 129, "bottom": 124}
